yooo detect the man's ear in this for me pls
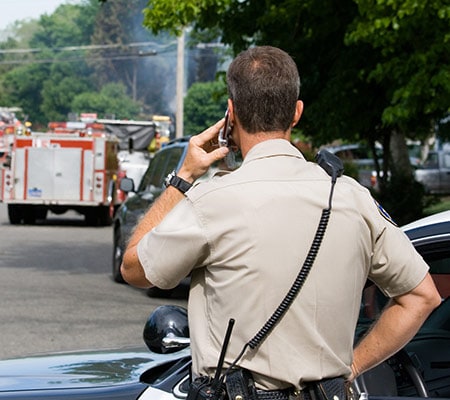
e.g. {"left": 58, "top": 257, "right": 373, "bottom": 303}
{"left": 292, "top": 100, "right": 304, "bottom": 127}
{"left": 227, "top": 99, "right": 234, "bottom": 125}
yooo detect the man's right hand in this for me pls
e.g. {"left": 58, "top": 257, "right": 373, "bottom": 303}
{"left": 177, "top": 119, "right": 230, "bottom": 184}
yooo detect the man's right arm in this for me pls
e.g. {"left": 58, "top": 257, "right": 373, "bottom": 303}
{"left": 121, "top": 119, "right": 229, "bottom": 289}
{"left": 350, "top": 273, "right": 441, "bottom": 379}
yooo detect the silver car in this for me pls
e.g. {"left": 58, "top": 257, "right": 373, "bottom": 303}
{"left": 415, "top": 150, "right": 450, "bottom": 194}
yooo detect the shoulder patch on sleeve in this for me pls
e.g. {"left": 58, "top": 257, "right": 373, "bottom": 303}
{"left": 374, "top": 199, "right": 397, "bottom": 226}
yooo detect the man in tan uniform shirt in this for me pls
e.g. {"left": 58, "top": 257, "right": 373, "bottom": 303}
{"left": 122, "top": 46, "right": 440, "bottom": 395}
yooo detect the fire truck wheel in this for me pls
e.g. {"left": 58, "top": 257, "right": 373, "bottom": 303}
{"left": 84, "top": 210, "right": 98, "bottom": 226}
{"left": 8, "top": 205, "right": 23, "bottom": 225}
{"left": 23, "top": 206, "right": 36, "bottom": 225}
{"left": 84, "top": 206, "right": 112, "bottom": 226}
{"left": 35, "top": 207, "right": 48, "bottom": 221}
{"left": 98, "top": 206, "right": 113, "bottom": 226}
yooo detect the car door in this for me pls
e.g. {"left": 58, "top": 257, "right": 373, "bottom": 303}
{"left": 417, "top": 152, "right": 443, "bottom": 193}
{"left": 355, "top": 235, "right": 450, "bottom": 398}
{"left": 437, "top": 152, "right": 450, "bottom": 194}
{"left": 402, "top": 238, "right": 450, "bottom": 398}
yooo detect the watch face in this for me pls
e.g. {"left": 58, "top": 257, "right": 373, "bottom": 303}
{"left": 164, "top": 170, "right": 192, "bottom": 194}
{"left": 165, "top": 170, "right": 175, "bottom": 187}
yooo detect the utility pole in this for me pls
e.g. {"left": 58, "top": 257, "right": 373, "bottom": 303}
{"left": 176, "top": 30, "right": 185, "bottom": 138}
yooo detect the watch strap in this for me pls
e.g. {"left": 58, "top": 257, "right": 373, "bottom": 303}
{"left": 165, "top": 171, "right": 192, "bottom": 194}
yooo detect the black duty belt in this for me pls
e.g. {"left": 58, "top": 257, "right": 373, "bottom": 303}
{"left": 256, "top": 388, "right": 292, "bottom": 400}
{"left": 256, "top": 388, "right": 314, "bottom": 400}
{"left": 255, "top": 377, "right": 349, "bottom": 400}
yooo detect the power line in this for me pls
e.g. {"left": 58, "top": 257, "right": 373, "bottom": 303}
{"left": 0, "top": 44, "right": 221, "bottom": 65}
{"left": 0, "top": 52, "right": 180, "bottom": 65}
{"left": 0, "top": 41, "right": 180, "bottom": 65}
{"left": 0, "top": 40, "right": 177, "bottom": 54}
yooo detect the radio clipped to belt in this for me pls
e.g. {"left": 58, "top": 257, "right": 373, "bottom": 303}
{"left": 187, "top": 151, "right": 349, "bottom": 400}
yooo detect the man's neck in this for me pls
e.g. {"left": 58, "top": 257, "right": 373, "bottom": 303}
{"left": 240, "top": 130, "right": 291, "bottom": 158}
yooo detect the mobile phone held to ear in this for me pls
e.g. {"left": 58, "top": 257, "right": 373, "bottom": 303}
{"left": 218, "top": 109, "right": 232, "bottom": 148}
{"left": 218, "top": 109, "right": 237, "bottom": 169}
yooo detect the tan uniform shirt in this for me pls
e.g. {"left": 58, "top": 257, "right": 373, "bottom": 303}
{"left": 137, "top": 139, "right": 428, "bottom": 390}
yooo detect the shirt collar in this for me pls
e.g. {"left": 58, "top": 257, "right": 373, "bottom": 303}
{"left": 242, "top": 139, "right": 305, "bottom": 166}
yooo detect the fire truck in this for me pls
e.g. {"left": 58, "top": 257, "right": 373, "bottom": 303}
{"left": 0, "top": 121, "right": 121, "bottom": 225}
{"left": 0, "top": 107, "right": 25, "bottom": 166}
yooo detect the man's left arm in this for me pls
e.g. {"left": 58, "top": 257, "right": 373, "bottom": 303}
{"left": 121, "top": 119, "right": 229, "bottom": 288}
{"left": 350, "top": 273, "right": 441, "bottom": 380}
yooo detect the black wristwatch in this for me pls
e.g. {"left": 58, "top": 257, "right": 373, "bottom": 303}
{"left": 164, "top": 170, "right": 193, "bottom": 194}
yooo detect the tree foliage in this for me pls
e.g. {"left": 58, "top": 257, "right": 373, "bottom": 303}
{"left": 0, "top": 0, "right": 182, "bottom": 125}
{"left": 90, "top": 0, "right": 190, "bottom": 117}
{"left": 30, "top": 2, "right": 98, "bottom": 48}
{"left": 71, "top": 83, "right": 141, "bottom": 119}
{"left": 142, "top": 0, "right": 450, "bottom": 140}
{"left": 184, "top": 79, "right": 227, "bottom": 135}
{"left": 142, "top": 0, "right": 233, "bottom": 36}
{"left": 1, "top": 63, "right": 51, "bottom": 124}
{"left": 0, "top": 1, "right": 99, "bottom": 125}
{"left": 347, "top": 0, "right": 450, "bottom": 136}
{"left": 140, "top": 0, "right": 450, "bottom": 222}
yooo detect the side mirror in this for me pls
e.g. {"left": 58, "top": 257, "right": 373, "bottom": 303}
{"left": 143, "top": 305, "right": 190, "bottom": 354}
{"left": 120, "top": 177, "right": 135, "bottom": 193}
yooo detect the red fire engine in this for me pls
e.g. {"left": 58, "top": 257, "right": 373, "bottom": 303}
{"left": 1, "top": 121, "right": 121, "bottom": 225}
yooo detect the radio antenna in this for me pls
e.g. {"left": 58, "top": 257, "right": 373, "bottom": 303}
{"left": 211, "top": 318, "right": 235, "bottom": 391}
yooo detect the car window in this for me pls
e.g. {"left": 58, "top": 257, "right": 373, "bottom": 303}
{"left": 147, "top": 149, "right": 171, "bottom": 188}
{"left": 443, "top": 153, "right": 450, "bottom": 169}
{"left": 138, "top": 146, "right": 185, "bottom": 192}
{"left": 332, "top": 145, "right": 382, "bottom": 161}
{"left": 359, "top": 241, "right": 450, "bottom": 328}
{"left": 423, "top": 153, "right": 439, "bottom": 169}
{"left": 162, "top": 147, "right": 185, "bottom": 184}
{"left": 351, "top": 146, "right": 371, "bottom": 159}
{"left": 138, "top": 152, "right": 165, "bottom": 191}
{"left": 425, "top": 250, "right": 450, "bottom": 299}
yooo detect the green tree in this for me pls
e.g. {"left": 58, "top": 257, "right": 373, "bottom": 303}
{"left": 184, "top": 80, "right": 228, "bottom": 136}
{"left": 40, "top": 62, "right": 91, "bottom": 121}
{"left": 0, "top": 21, "right": 43, "bottom": 112}
{"left": 0, "top": 1, "right": 99, "bottom": 125}
{"left": 90, "top": 0, "right": 179, "bottom": 116}
{"left": 140, "top": 0, "right": 450, "bottom": 223}
{"left": 346, "top": 0, "right": 450, "bottom": 173}
{"left": 71, "top": 82, "right": 141, "bottom": 119}
{"left": 1, "top": 63, "right": 51, "bottom": 125}
{"left": 31, "top": 1, "right": 99, "bottom": 48}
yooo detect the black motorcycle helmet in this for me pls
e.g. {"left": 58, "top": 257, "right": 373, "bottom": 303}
{"left": 143, "top": 305, "right": 189, "bottom": 354}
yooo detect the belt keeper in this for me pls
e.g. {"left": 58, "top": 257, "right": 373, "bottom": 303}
{"left": 225, "top": 369, "right": 258, "bottom": 400}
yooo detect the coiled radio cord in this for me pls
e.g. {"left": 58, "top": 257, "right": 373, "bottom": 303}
{"left": 226, "top": 149, "right": 343, "bottom": 372}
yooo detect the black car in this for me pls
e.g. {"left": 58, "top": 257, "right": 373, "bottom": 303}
{"left": 353, "top": 211, "right": 450, "bottom": 398}
{"left": 112, "top": 137, "right": 220, "bottom": 296}
{"left": 112, "top": 137, "right": 190, "bottom": 293}
{"left": 0, "top": 211, "right": 449, "bottom": 398}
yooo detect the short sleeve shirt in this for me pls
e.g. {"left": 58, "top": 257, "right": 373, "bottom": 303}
{"left": 137, "top": 139, "right": 428, "bottom": 390}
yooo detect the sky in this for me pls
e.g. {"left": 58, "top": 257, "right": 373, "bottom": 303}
{"left": 0, "top": 0, "right": 82, "bottom": 30}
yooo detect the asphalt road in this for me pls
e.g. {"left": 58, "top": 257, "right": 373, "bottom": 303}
{"left": 0, "top": 203, "right": 188, "bottom": 360}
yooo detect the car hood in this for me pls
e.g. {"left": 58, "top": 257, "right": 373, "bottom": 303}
{"left": 0, "top": 346, "right": 188, "bottom": 392}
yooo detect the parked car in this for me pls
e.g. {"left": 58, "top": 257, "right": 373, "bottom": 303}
{"left": 353, "top": 210, "right": 450, "bottom": 398}
{"left": 112, "top": 137, "right": 226, "bottom": 297}
{"left": 117, "top": 150, "right": 151, "bottom": 192}
{"left": 112, "top": 137, "right": 190, "bottom": 296}
{"left": 324, "top": 143, "right": 383, "bottom": 190}
{"left": 326, "top": 143, "right": 420, "bottom": 191}
{"left": 415, "top": 150, "right": 450, "bottom": 194}
{"left": 0, "top": 210, "right": 449, "bottom": 399}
